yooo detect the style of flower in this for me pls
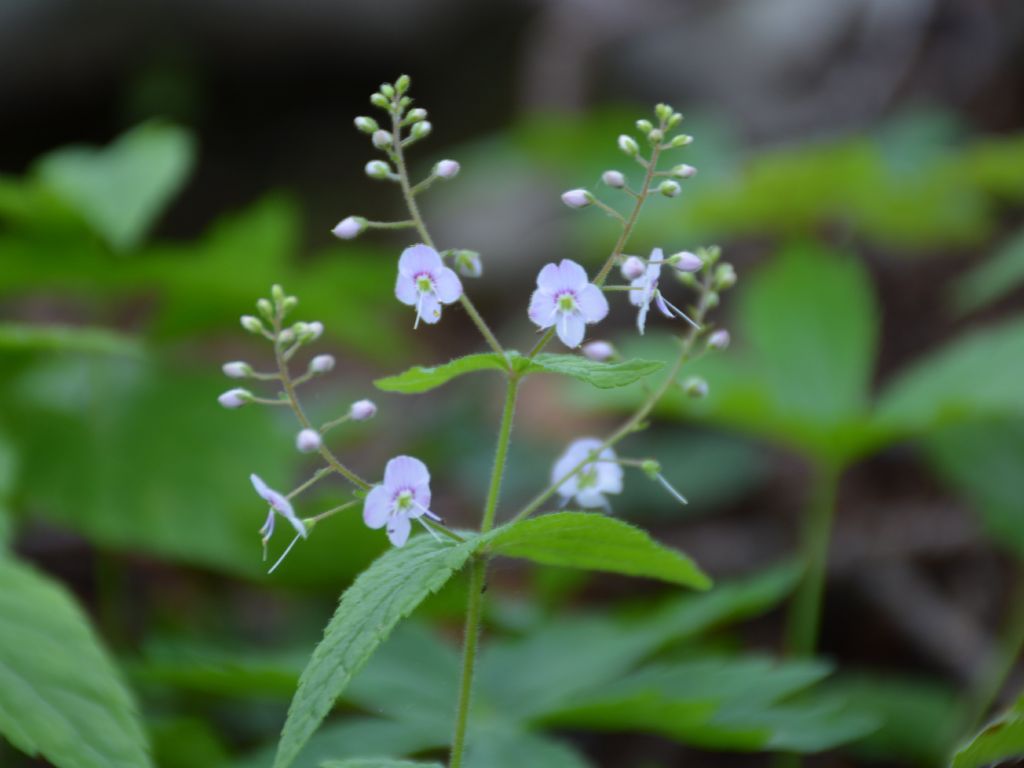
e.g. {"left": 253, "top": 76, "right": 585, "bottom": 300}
{"left": 363, "top": 455, "right": 441, "bottom": 547}
{"left": 252, "top": 473, "right": 307, "bottom": 555}
{"left": 551, "top": 437, "right": 623, "bottom": 510}
{"left": 629, "top": 248, "right": 699, "bottom": 334}
{"left": 528, "top": 259, "right": 609, "bottom": 348}
{"left": 395, "top": 244, "right": 463, "bottom": 328}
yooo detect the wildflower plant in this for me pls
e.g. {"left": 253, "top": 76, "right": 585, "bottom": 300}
{"left": 218, "top": 76, "right": 737, "bottom": 767}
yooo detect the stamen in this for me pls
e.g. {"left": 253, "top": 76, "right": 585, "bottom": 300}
{"left": 656, "top": 473, "right": 689, "bottom": 505}
{"left": 659, "top": 295, "right": 701, "bottom": 330}
{"left": 412, "top": 499, "right": 442, "bottom": 522}
{"left": 268, "top": 532, "right": 303, "bottom": 574}
{"left": 416, "top": 516, "right": 443, "bottom": 543}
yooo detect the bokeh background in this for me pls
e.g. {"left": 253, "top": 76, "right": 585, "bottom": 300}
{"left": 3, "top": 1, "right": 1024, "bottom": 766}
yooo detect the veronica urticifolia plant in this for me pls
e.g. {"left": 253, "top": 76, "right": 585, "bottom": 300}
{"left": 217, "top": 75, "right": 737, "bottom": 768}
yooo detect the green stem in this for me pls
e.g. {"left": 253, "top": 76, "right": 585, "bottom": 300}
{"left": 480, "top": 378, "right": 519, "bottom": 533}
{"left": 785, "top": 464, "right": 841, "bottom": 656}
{"left": 389, "top": 109, "right": 505, "bottom": 358}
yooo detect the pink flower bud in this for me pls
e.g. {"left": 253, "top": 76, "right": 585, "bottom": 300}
{"left": 435, "top": 159, "right": 460, "bottom": 179}
{"left": 350, "top": 399, "right": 377, "bottom": 421}
{"left": 582, "top": 341, "right": 615, "bottom": 362}
{"left": 601, "top": 170, "right": 625, "bottom": 188}
{"left": 295, "top": 428, "right": 322, "bottom": 453}
{"left": 708, "top": 329, "right": 730, "bottom": 349}
{"left": 621, "top": 256, "right": 646, "bottom": 281}
{"left": 309, "top": 354, "right": 335, "bottom": 373}
{"left": 332, "top": 216, "right": 366, "bottom": 240}
{"left": 670, "top": 251, "right": 703, "bottom": 272}
{"left": 222, "top": 361, "right": 251, "bottom": 379}
{"left": 672, "top": 164, "right": 697, "bottom": 179}
{"left": 561, "top": 189, "right": 592, "bottom": 209}
{"left": 218, "top": 388, "right": 250, "bottom": 409}
{"left": 372, "top": 130, "right": 392, "bottom": 149}
{"left": 305, "top": 321, "right": 324, "bottom": 340}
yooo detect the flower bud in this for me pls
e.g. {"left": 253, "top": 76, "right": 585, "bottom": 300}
{"left": 283, "top": 296, "right": 299, "bottom": 313}
{"left": 294, "top": 321, "right": 323, "bottom": 342}
{"left": 222, "top": 361, "right": 252, "bottom": 379}
{"left": 582, "top": 340, "right": 615, "bottom": 362}
{"left": 435, "top": 159, "right": 460, "bottom": 179}
{"left": 278, "top": 328, "right": 295, "bottom": 345}
{"left": 256, "top": 297, "right": 274, "bottom": 320}
{"left": 682, "top": 376, "right": 708, "bottom": 399}
{"left": 635, "top": 119, "right": 653, "bottom": 134}
{"left": 296, "top": 428, "right": 322, "bottom": 453}
{"left": 365, "top": 160, "right": 392, "bottom": 179}
{"left": 675, "top": 270, "right": 698, "bottom": 288}
{"left": 641, "top": 458, "right": 661, "bottom": 480}
{"left": 240, "top": 315, "right": 264, "bottom": 334}
{"left": 218, "top": 388, "right": 251, "bottom": 409}
{"left": 658, "top": 180, "right": 681, "bottom": 198}
{"left": 667, "top": 112, "right": 683, "bottom": 129}
{"left": 354, "top": 116, "right": 378, "bottom": 133}
{"left": 670, "top": 134, "right": 694, "bottom": 148}
{"left": 704, "top": 291, "right": 720, "bottom": 308}
{"left": 561, "top": 188, "right": 592, "bottom": 209}
{"left": 410, "top": 121, "right": 432, "bottom": 140}
{"left": 647, "top": 129, "right": 664, "bottom": 144}
{"left": 621, "top": 256, "right": 646, "bottom": 280}
{"left": 379, "top": 83, "right": 395, "bottom": 98}
{"left": 655, "top": 103, "right": 673, "bottom": 122}
{"left": 395, "top": 74, "right": 411, "bottom": 94}
{"left": 271, "top": 284, "right": 286, "bottom": 305}
{"left": 671, "top": 164, "right": 697, "bottom": 179}
{"left": 309, "top": 354, "right": 335, "bottom": 373}
{"left": 669, "top": 251, "right": 703, "bottom": 272}
{"left": 715, "top": 263, "right": 737, "bottom": 290}
{"left": 370, "top": 93, "right": 389, "bottom": 108}
{"left": 350, "top": 399, "right": 377, "bottom": 421}
{"left": 406, "top": 107, "right": 428, "bottom": 122}
{"left": 454, "top": 249, "right": 483, "bottom": 278}
{"left": 617, "top": 135, "right": 639, "bottom": 156}
{"left": 372, "top": 130, "right": 393, "bottom": 150}
{"left": 601, "top": 170, "right": 625, "bottom": 188}
{"left": 708, "top": 329, "right": 730, "bottom": 350}
{"left": 332, "top": 216, "right": 366, "bottom": 240}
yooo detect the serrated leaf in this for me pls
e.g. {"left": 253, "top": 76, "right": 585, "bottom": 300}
{"left": 36, "top": 122, "right": 194, "bottom": 251}
{"left": 487, "top": 511, "right": 710, "bottom": 589}
{"left": 875, "top": 318, "right": 1024, "bottom": 434}
{"left": 272, "top": 535, "right": 480, "bottom": 768}
{"left": 0, "top": 322, "right": 143, "bottom": 357}
{"left": 374, "top": 353, "right": 509, "bottom": 393}
{"left": 322, "top": 760, "right": 442, "bottom": 768}
{"left": 529, "top": 353, "right": 664, "bottom": 389}
{"left": 0, "top": 555, "right": 152, "bottom": 768}
{"left": 953, "top": 697, "right": 1024, "bottom": 768}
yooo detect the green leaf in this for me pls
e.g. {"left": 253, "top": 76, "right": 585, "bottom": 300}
{"left": 528, "top": 353, "right": 664, "bottom": 389}
{"left": 0, "top": 555, "right": 152, "bottom": 768}
{"left": 374, "top": 353, "right": 509, "bottom": 393}
{"left": 464, "top": 725, "right": 592, "bottom": 768}
{"left": 36, "top": 122, "right": 194, "bottom": 251}
{"left": 322, "top": 761, "right": 442, "bottom": 768}
{"left": 952, "top": 228, "right": 1024, "bottom": 315}
{"left": 273, "top": 535, "right": 480, "bottom": 768}
{"left": 875, "top": 318, "right": 1024, "bottom": 435}
{"left": 0, "top": 322, "right": 143, "bottom": 357}
{"left": 953, "top": 696, "right": 1024, "bottom": 768}
{"left": 487, "top": 511, "right": 710, "bottom": 589}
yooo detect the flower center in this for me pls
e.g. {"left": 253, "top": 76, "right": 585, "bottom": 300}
{"left": 578, "top": 466, "right": 598, "bottom": 489}
{"left": 394, "top": 489, "right": 415, "bottom": 514}
{"left": 416, "top": 274, "right": 434, "bottom": 293}
{"left": 557, "top": 292, "right": 577, "bottom": 313}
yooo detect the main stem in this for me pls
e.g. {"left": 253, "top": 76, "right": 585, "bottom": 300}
{"left": 390, "top": 110, "right": 505, "bottom": 358}
{"left": 449, "top": 377, "right": 520, "bottom": 767}
{"left": 785, "top": 463, "right": 841, "bottom": 656}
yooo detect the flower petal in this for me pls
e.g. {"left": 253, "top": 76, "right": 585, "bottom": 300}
{"left": 577, "top": 283, "right": 609, "bottom": 323}
{"left": 398, "top": 243, "right": 443, "bottom": 277}
{"left": 637, "top": 300, "right": 650, "bottom": 335}
{"left": 557, "top": 259, "right": 589, "bottom": 289}
{"left": 557, "top": 311, "right": 586, "bottom": 348}
{"left": 434, "top": 267, "right": 463, "bottom": 304}
{"left": 528, "top": 289, "right": 557, "bottom": 328}
{"left": 536, "top": 262, "right": 562, "bottom": 291}
{"left": 384, "top": 455, "right": 431, "bottom": 492}
{"left": 655, "top": 292, "right": 674, "bottom": 319}
{"left": 363, "top": 485, "right": 391, "bottom": 529}
{"left": 597, "top": 460, "right": 624, "bottom": 494}
{"left": 629, "top": 276, "right": 650, "bottom": 308}
{"left": 387, "top": 514, "right": 412, "bottom": 547}
{"left": 250, "top": 473, "right": 271, "bottom": 501}
{"left": 575, "top": 488, "right": 607, "bottom": 508}
{"left": 416, "top": 293, "right": 442, "bottom": 324}
{"left": 281, "top": 507, "right": 308, "bottom": 539}
{"left": 395, "top": 274, "right": 418, "bottom": 306}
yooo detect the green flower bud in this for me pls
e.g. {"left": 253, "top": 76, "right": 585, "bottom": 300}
{"left": 641, "top": 459, "right": 661, "bottom": 480}
{"left": 682, "top": 376, "right": 708, "bottom": 399}
{"left": 240, "top": 315, "right": 264, "bottom": 334}
{"left": 667, "top": 112, "right": 683, "bottom": 129}
{"left": 647, "top": 129, "right": 664, "bottom": 144}
{"left": 395, "top": 74, "right": 411, "bottom": 94}
{"left": 617, "top": 135, "right": 639, "bottom": 156}
{"left": 635, "top": 119, "right": 653, "bottom": 134}
{"left": 365, "top": 160, "right": 392, "bottom": 180}
{"left": 354, "top": 116, "right": 378, "bottom": 133}
{"left": 406, "top": 107, "right": 428, "bottom": 122}
{"left": 256, "top": 297, "right": 274, "bottom": 320}
{"left": 654, "top": 103, "right": 673, "bottom": 122}
{"left": 271, "top": 284, "right": 286, "bottom": 306}
{"left": 670, "top": 134, "right": 694, "bottom": 148}
{"left": 658, "top": 180, "right": 681, "bottom": 198}
{"left": 370, "top": 93, "right": 389, "bottom": 109}
{"left": 410, "top": 121, "right": 432, "bottom": 140}
{"left": 379, "top": 83, "right": 395, "bottom": 98}
{"left": 715, "top": 263, "right": 737, "bottom": 290}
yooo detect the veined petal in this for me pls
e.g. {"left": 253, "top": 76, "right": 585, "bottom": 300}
{"left": 528, "top": 289, "right": 557, "bottom": 328}
{"left": 251, "top": 473, "right": 295, "bottom": 518}
{"left": 386, "top": 514, "right": 412, "bottom": 547}
{"left": 384, "top": 455, "right": 431, "bottom": 492}
{"left": 416, "top": 293, "right": 443, "bottom": 324}
{"left": 363, "top": 485, "right": 391, "bottom": 529}
{"left": 655, "top": 291, "right": 674, "bottom": 319}
{"left": 557, "top": 259, "right": 589, "bottom": 289}
{"left": 536, "top": 262, "right": 562, "bottom": 291}
{"left": 395, "top": 273, "right": 419, "bottom": 306}
{"left": 399, "top": 243, "right": 443, "bottom": 277}
{"left": 577, "top": 283, "right": 609, "bottom": 323}
{"left": 434, "top": 267, "right": 463, "bottom": 304}
{"left": 557, "top": 311, "right": 586, "bottom": 348}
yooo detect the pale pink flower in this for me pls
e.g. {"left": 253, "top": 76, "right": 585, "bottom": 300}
{"left": 363, "top": 456, "right": 440, "bottom": 547}
{"left": 528, "top": 259, "right": 608, "bottom": 348}
{"left": 552, "top": 438, "right": 623, "bottom": 510}
{"left": 395, "top": 244, "right": 463, "bottom": 328}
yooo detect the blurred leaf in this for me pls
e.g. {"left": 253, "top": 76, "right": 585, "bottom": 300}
{"left": 273, "top": 535, "right": 480, "bottom": 768}
{"left": 322, "top": 761, "right": 442, "bottom": 768}
{"left": 149, "top": 717, "right": 230, "bottom": 768}
{"left": 953, "top": 696, "right": 1024, "bottom": 768}
{"left": 488, "top": 512, "right": 710, "bottom": 589}
{"left": 952, "top": 228, "right": 1024, "bottom": 315}
{"left": 827, "top": 674, "right": 960, "bottom": 766}
{"left": 0, "top": 555, "right": 152, "bottom": 768}
{"left": 0, "top": 322, "right": 143, "bottom": 356}
{"left": 875, "top": 318, "right": 1024, "bottom": 435}
{"left": 35, "top": 122, "right": 194, "bottom": 251}
{"left": 528, "top": 353, "right": 664, "bottom": 389}
{"left": 374, "top": 353, "right": 508, "bottom": 394}
{"left": 463, "top": 725, "right": 592, "bottom": 768}
{"left": 926, "top": 419, "right": 1024, "bottom": 558}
